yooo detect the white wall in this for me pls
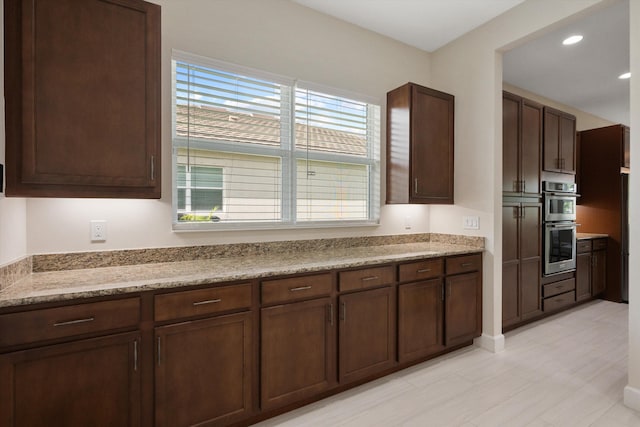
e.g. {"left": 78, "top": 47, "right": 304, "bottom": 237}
{"left": 20, "top": 0, "right": 434, "bottom": 254}
{"left": 429, "top": 0, "right": 609, "bottom": 350}
{"left": 624, "top": 0, "right": 640, "bottom": 413}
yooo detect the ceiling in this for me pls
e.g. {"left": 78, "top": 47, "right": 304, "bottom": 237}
{"left": 292, "top": 0, "right": 630, "bottom": 126}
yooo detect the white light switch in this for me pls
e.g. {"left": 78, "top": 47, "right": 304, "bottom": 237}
{"left": 463, "top": 216, "right": 480, "bottom": 230}
{"left": 90, "top": 220, "right": 107, "bottom": 242}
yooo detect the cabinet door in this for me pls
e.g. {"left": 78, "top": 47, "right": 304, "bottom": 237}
{"left": 503, "top": 93, "right": 520, "bottom": 194}
{"left": 623, "top": 126, "right": 630, "bottom": 168}
{"left": 4, "top": 0, "right": 160, "bottom": 198}
{"left": 0, "top": 332, "right": 141, "bottom": 427}
{"left": 155, "top": 312, "right": 252, "bottom": 427}
{"left": 261, "top": 298, "right": 335, "bottom": 410}
{"left": 410, "top": 85, "right": 454, "bottom": 204}
{"left": 543, "top": 108, "right": 560, "bottom": 172}
{"left": 445, "top": 272, "right": 481, "bottom": 347}
{"left": 502, "top": 263, "right": 520, "bottom": 328}
{"left": 592, "top": 250, "right": 607, "bottom": 296}
{"left": 560, "top": 114, "right": 576, "bottom": 173}
{"left": 339, "top": 287, "right": 395, "bottom": 383}
{"left": 520, "top": 204, "right": 542, "bottom": 319}
{"left": 576, "top": 252, "right": 592, "bottom": 301}
{"left": 521, "top": 99, "right": 542, "bottom": 195}
{"left": 398, "top": 279, "right": 444, "bottom": 363}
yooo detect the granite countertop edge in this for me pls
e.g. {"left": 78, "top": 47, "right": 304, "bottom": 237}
{"left": 0, "top": 242, "right": 483, "bottom": 309}
{"left": 576, "top": 233, "right": 609, "bottom": 240}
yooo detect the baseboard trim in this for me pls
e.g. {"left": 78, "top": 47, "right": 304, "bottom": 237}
{"left": 624, "top": 385, "right": 640, "bottom": 412}
{"left": 474, "top": 333, "right": 505, "bottom": 353}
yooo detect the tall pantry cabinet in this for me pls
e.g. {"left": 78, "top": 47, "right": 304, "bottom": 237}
{"left": 502, "top": 92, "right": 543, "bottom": 328}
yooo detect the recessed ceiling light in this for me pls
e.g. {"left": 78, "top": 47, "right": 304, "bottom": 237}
{"left": 562, "top": 35, "right": 583, "bottom": 45}
{"left": 619, "top": 72, "right": 631, "bottom": 79}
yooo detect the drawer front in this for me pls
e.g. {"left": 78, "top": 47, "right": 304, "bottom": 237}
{"left": 339, "top": 265, "right": 395, "bottom": 292}
{"left": 543, "top": 278, "right": 576, "bottom": 298}
{"left": 544, "top": 291, "right": 576, "bottom": 312}
{"left": 577, "top": 239, "right": 592, "bottom": 254}
{"left": 0, "top": 297, "right": 140, "bottom": 348}
{"left": 398, "top": 258, "right": 443, "bottom": 282}
{"left": 262, "top": 273, "right": 332, "bottom": 304}
{"left": 593, "top": 238, "right": 607, "bottom": 250}
{"left": 155, "top": 283, "right": 252, "bottom": 322}
{"left": 446, "top": 254, "right": 482, "bottom": 275}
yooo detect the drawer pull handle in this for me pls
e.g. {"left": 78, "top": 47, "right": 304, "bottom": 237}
{"left": 289, "top": 286, "right": 312, "bottom": 292}
{"left": 460, "top": 262, "right": 473, "bottom": 268}
{"left": 417, "top": 268, "right": 432, "bottom": 273}
{"left": 192, "top": 299, "right": 222, "bottom": 306}
{"left": 53, "top": 317, "right": 95, "bottom": 327}
{"left": 555, "top": 285, "right": 563, "bottom": 289}
{"left": 361, "top": 276, "right": 379, "bottom": 281}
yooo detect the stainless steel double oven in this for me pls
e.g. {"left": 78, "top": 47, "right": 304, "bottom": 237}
{"left": 543, "top": 181, "right": 578, "bottom": 276}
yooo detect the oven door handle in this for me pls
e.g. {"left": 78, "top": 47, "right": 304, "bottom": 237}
{"left": 543, "top": 192, "right": 580, "bottom": 197}
{"left": 546, "top": 223, "right": 579, "bottom": 229}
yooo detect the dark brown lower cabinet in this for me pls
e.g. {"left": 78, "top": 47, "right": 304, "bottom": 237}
{"left": 339, "top": 287, "right": 395, "bottom": 383}
{"left": 0, "top": 332, "right": 141, "bottom": 427}
{"left": 261, "top": 297, "right": 336, "bottom": 411}
{"left": 592, "top": 249, "right": 607, "bottom": 296}
{"left": 397, "top": 279, "right": 444, "bottom": 363}
{"left": 445, "top": 272, "right": 481, "bottom": 347}
{"left": 576, "top": 252, "right": 592, "bottom": 301}
{"left": 155, "top": 312, "right": 252, "bottom": 427}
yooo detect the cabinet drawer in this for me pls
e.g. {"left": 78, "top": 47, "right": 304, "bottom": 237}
{"left": 262, "top": 273, "right": 332, "bottom": 304}
{"left": 544, "top": 291, "right": 575, "bottom": 312}
{"left": 398, "top": 258, "right": 443, "bottom": 282}
{"left": 446, "top": 254, "right": 482, "bottom": 275}
{"left": 0, "top": 297, "right": 140, "bottom": 348}
{"left": 577, "top": 240, "right": 592, "bottom": 254}
{"left": 543, "top": 278, "right": 575, "bottom": 298}
{"left": 155, "top": 283, "right": 252, "bottom": 322}
{"left": 593, "top": 238, "right": 607, "bottom": 250}
{"left": 339, "top": 266, "right": 395, "bottom": 292}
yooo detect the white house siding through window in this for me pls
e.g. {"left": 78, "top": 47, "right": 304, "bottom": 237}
{"left": 172, "top": 54, "right": 380, "bottom": 229}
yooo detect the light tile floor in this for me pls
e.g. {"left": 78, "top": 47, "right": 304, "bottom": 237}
{"left": 255, "top": 300, "right": 640, "bottom": 427}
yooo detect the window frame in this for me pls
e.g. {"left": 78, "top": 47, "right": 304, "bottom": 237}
{"left": 172, "top": 50, "right": 381, "bottom": 231}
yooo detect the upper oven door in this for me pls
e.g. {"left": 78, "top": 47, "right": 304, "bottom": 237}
{"left": 544, "top": 194, "right": 577, "bottom": 222}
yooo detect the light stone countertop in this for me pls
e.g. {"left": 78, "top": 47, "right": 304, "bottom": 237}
{"left": 0, "top": 242, "right": 482, "bottom": 308}
{"left": 576, "top": 233, "right": 609, "bottom": 240}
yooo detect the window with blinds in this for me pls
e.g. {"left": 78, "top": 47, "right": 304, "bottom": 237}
{"left": 172, "top": 52, "right": 380, "bottom": 229}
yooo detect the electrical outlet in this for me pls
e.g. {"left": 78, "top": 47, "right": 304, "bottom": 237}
{"left": 463, "top": 215, "right": 480, "bottom": 230}
{"left": 90, "top": 220, "right": 107, "bottom": 242}
{"left": 404, "top": 215, "right": 412, "bottom": 230}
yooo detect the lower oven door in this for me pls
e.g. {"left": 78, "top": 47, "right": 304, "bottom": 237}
{"left": 544, "top": 222, "right": 577, "bottom": 275}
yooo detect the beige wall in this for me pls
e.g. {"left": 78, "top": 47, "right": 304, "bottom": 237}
{"left": 15, "top": 0, "right": 434, "bottom": 254}
{"left": 502, "top": 83, "right": 616, "bottom": 131}
{"left": 625, "top": 0, "right": 640, "bottom": 412}
{"left": 429, "top": 0, "right": 609, "bottom": 348}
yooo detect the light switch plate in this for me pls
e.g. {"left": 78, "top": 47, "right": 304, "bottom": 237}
{"left": 463, "top": 215, "right": 480, "bottom": 230}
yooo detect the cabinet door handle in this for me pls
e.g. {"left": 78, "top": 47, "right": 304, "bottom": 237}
{"left": 417, "top": 268, "right": 431, "bottom": 273}
{"left": 151, "top": 155, "right": 156, "bottom": 181}
{"left": 520, "top": 180, "right": 525, "bottom": 192}
{"left": 460, "top": 262, "right": 473, "bottom": 268}
{"left": 289, "top": 286, "right": 312, "bottom": 292}
{"left": 441, "top": 285, "right": 445, "bottom": 301}
{"left": 328, "top": 303, "right": 334, "bottom": 326}
{"left": 53, "top": 317, "right": 95, "bottom": 327}
{"left": 361, "top": 276, "right": 379, "bottom": 282}
{"left": 192, "top": 298, "right": 222, "bottom": 306}
{"left": 157, "top": 337, "right": 162, "bottom": 366}
{"left": 134, "top": 340, "right": 139, "bottom": 372}
{"left": 414, "top": 178, "right": 419, "bottom": 194}
{"left": 341, "top": 301, "right": 346, "bottom": 322}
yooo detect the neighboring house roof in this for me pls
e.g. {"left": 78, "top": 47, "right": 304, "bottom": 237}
{"left": 175, "top": 104, "right": 367, "bottom": 156}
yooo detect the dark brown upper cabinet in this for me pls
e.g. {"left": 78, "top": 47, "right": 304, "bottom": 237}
{"left": 543, "top": 107, "right": 576, "bottom": 174}
{"left": 502, "top": 92, "right": 542, "bottom": 197}
{"left": 386, "top": 82, "right": 454, "bottom": 204}
{"left": 4, "top": 0, "right": 161, "bottom": 198}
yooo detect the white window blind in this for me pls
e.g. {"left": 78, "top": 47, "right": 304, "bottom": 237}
{"left": 172, "top": 53, "right": 380, "bottom": 230}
